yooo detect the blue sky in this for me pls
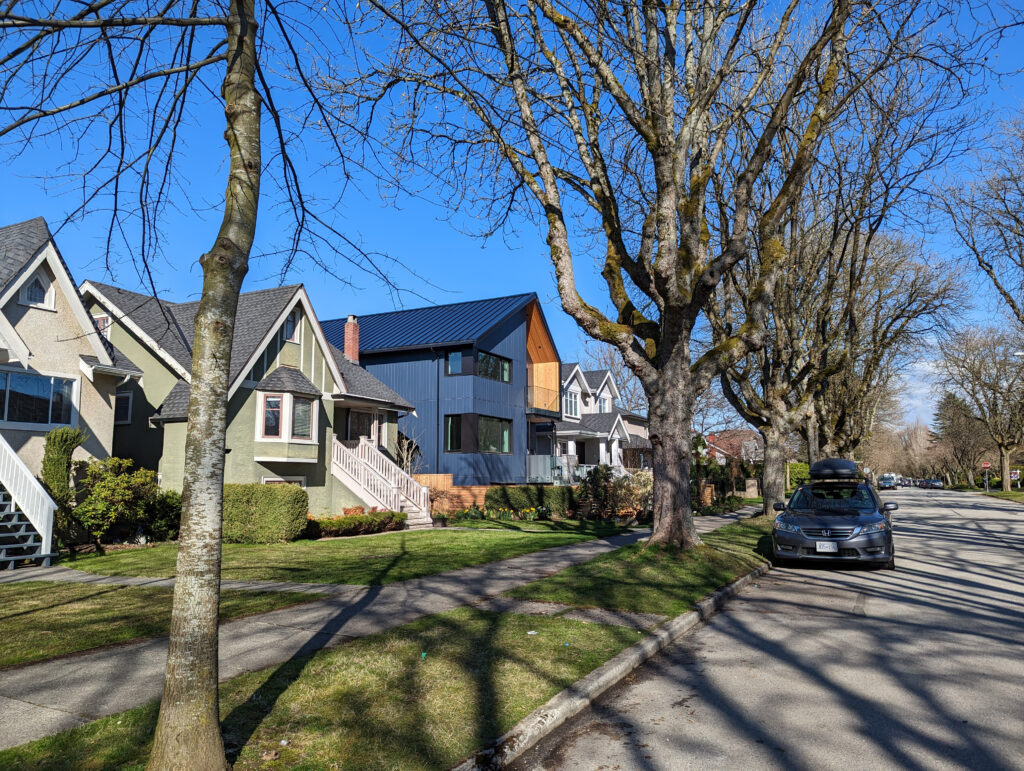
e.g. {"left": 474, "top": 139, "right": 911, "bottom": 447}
{"left": 2, "top": 15, "right": 1021, "bottom": 429}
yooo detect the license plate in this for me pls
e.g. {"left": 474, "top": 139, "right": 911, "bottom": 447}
{"left": 816, "top": 541, "right": 838, "bottom": 553}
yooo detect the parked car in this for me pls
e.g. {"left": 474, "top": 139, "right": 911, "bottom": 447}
{"left": 878, "top": 473, "right": 897, "bottom": 490}
{"left": 773, "top": 458, "right": 896, "bottom": 570}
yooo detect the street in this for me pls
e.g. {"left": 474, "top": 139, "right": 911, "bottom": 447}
{"left": 511, "top": 488, "right": 1024, "bottom": 771}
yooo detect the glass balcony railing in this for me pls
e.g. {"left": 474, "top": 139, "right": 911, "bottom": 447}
{"left": 526, "top": 385, "right": 560, "bottom": 414}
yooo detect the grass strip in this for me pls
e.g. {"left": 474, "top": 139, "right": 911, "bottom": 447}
{"left": 982, "top": 490, "right": 1024, "bottom": 505}
{"left": 0, "top": 582, "right": 320, "bottom": 669}
{"left": 503, "top": 515, "right": 773, "bottom": 617}
{"left": 0, "top": 608, "right": 639, "bottom": 770}
{"left": 64, "top": 529, "right": 605, "bottom": 585}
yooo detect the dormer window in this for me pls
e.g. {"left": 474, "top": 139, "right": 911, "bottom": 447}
{"left": 564, "top": 390, "right": 579, "bottom": 418}
{"left": 92, "top": 313, "right": 111, "bottom": 340}
{"left": 282, "top": 309, "right": 300, "bottom": 343}
{"left": 19, "top": 272, "right": 54, "bottom": 310}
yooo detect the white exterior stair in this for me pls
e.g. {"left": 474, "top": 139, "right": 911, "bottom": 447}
{"left": 0, "top": 434, "right": 58, "bottom": 569}
{"left": 331, "top": 437, "right": 432, "bottom": 529}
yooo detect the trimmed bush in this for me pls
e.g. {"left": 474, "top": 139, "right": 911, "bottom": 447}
{"left": 484, "top": 484, "right": 578, "bottom": 514}
{"left": 223, "top": 483, "right": 309, "bottom": 544}
{"left": 307, "top": 511, "right": 407, "bottom": 538}
{"left": 40, "top": 427, "right": 89, "bottom": 549}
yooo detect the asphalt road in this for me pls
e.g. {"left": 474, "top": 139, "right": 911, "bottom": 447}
{"left": 510, "top": 488, "right": 1024, "bottom": 771}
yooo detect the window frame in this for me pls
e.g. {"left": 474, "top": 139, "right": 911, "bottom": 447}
{"left": 0, "top": 367, "right": 79, "bottom": 429}
{"left": 256, "top": 391, "right": 318, "bottom": 443}
{"left": 445, "top": 350, "right": 464, "bottom": 376}
{"left": 260, "top": 475, "right": 306, "bottom": 488}
{"left": 92, "top": 313, "right": 112, "bottom": 340}
{"left": 113, "top": 392, "right": 133, "bottom": 425}
{"left": 563, "top": 389, "right": 580, "bottom": 419}
{"left": 477, "top": 415, "right": 512, "bottom": 455}
{"left": 260, "top": 393, "right": 284, "bottom": 439}
{"left": 477, "top": 351, "right": 512, "bottom": 383}
{"left": 291, "top": 396, "right": 314, "bottom": 440}
{"left": 444, "top": 414, "right": 463, "bottom": 453}
{"left": 282, "top": 309, "right": 301, "bottom": 343}
{"left": 18, "top": 271, "right": 55, "bottom": 311}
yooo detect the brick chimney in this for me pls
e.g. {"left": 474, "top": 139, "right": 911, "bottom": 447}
{"left": 344, "top": 314, "right": 359, "bottom": 364}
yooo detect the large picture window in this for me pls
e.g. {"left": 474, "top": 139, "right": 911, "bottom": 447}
{"left": 478, "top": 416, "right": 512, "bottom": 454}
{"left": 477, "top": 352, "right": 511, "bottom": 383}
{"left": 444, "top": 415, "right": 462, "bottom": 452}
{"left": 0, "top": 371, "right": 75, "bottom": 426}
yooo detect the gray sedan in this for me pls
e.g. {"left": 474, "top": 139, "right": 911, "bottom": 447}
{"left": 772, "top": 480, "right": 896, "bottom": 569}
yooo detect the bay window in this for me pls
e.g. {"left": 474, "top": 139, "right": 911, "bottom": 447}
{"left": 258, "top": 391, "right": 317, "bottom": 442}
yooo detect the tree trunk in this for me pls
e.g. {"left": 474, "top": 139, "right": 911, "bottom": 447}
{"left": 806, "top": 412, "right": 820, "bottom": 464}
{"left": 1000, "top": 446, "right": 1012, "bottom": 493}
{"left": 761, "top": 424, "right": 787, "bottom": 518}
{"left": 147, "top": 2, "right": 260, "bottom": 768}
{"left": 647, "top": 377, "right": 702, "bottom": 549}
{"left": 966, "top": 469, "right": 975, "bottom": 487}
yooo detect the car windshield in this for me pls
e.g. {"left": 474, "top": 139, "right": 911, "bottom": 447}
{"left": 789, "top": 484, "right": 876, "bottom": 512}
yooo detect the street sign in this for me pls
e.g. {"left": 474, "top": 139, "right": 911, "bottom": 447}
{"left": 1012, "top": 470, "right": 1020, "bottom": 481}
{"left": 982, "top": 462, "right": 991, "bottom": 470}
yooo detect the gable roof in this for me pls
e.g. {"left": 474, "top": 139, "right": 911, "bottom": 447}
{"left": 255, "top": 366, "right": 322, "bottom": 398}
{"left": 328, "top": 344, "right": 415, "bottom": 411}
{"left": 0, "top": 217, "right": 51, "bottom": 291}
{"left": 321, "top": 293, "right": 537, "bottom": 355}
{"left": 83, "top": 281, "right": 301, "bottom": 383}
{"left": 559, "top": 362, "right": 593, "bottom": 395}
{"left": 548, "top": 411, "right": 630, "bottom": 439}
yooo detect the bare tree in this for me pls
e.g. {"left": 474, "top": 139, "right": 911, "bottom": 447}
{"left": 940, "top": 118, "right": 1024, "bottom": 326}
{"left": 0, "top": 3, "right": 396, "bottom": 765}
{"left": 938, "top": 326, "right": 1024, "bottom": 491}
{"left": 331, "top": 0, "right": 977, "bottom": 548}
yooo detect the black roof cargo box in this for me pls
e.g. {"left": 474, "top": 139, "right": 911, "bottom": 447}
{"left": 809, "top": 458, "right": 860, "bottom": 479}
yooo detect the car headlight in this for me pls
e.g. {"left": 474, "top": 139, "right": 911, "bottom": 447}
{"left": 859, "top": 521, "right": 889, "bottom": 534}
{"left": 773, "top": 518, "right": 800, "bottom": 533}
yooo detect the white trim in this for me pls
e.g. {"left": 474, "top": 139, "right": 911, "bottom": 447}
{"left": 260, "top": 475, "right": 307, "bottom": 487}
{"left": 228, "top": 287, "right": 346, "bottom": 401}
{"left": 254, "top": 456, "right": 318, "bottom": 464}
{"left": 114, "top": 391, "right": 133, "bottom": 425}
{"left": 0, "top": 366, "right": 80, "bottom": 429}
{"left": 560, "top": 363, "right": 593, "bottom": 396}
{"left": 254, "top": 390, "right": 319, "bottom": 445}
{"left": 92, "top": 312, "right": 111, "bottom": 340}
{"left": 590, "top": 371, "right": 621, "bottom": 402}
{"left": 18, "top": 271, "right": 55, "bottom": 310}
{"left": 80, "top": 281, "right": 190, "bottom": 380}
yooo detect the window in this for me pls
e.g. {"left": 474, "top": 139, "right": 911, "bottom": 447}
{"left": 292, "top": 397, "right": 313, "bottom": 439}
{"left": 350, "top": 410, "right": 376, "bottom": 441}
{"left": 262, "top": 394, "right": 282, "bottom": 438}
{"left": 563, "top": 390, "right": 579, "bottom": 418}
{"left": 478, "top": 416, "right": 512, "bottom": 454}
{"left": 444, "top": 415, "right": 462, "bottom": 452}
{"left": 598, "top": 397, "right": 610, "bottom": 413}
{"left": 114, "top": 392, "right": 132, "bottom": 425}
{"left": 262, "top": 476, "right": 306, "bottom": 488}
{"left": 478, "top": 351, "right": 511, "bottom": 383}
{"left": 92, "top": 314, "right": 111, "bottom": 340}
{"left": 19, "top": 273, "right": 53, "bottom": 309}
{"left": 445, "top": 350, "right": 462, "bottom": 375}
{"left": 282, "top": 309, "right": 300, "bottom": 342}
{"left": 0, "top": 370, "right": 76, "bottom": 425}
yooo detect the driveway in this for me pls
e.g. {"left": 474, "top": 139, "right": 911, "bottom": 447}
{"left": 512, "top": 488, "right": 1024, "bottom": 770}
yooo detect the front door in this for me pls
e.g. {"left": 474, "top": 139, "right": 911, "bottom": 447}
{"left": 349, "top": 410, "right": 377, "bottom": 443}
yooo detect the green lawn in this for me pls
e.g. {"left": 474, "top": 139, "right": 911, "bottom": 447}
{"left": 64, "top": 529, "right": 610, "bottom": 585}
{"left": 0, "top": 608, "right": 637, "bottom": 770}
{"left": 983, "top": 490, "right": 1024, "bottom": 504}
{"left": 504, "top": 515, "right": 773, "bottom": 617}
{"left": 0, "top": 582, "right": 319, "bottom": 669}
{"left": 448, "top": 518, "right": 632, "bottom": 535}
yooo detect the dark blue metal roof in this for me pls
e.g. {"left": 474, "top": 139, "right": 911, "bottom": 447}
{"left": 322, "top": 293, "right": 537, "bottom": 354}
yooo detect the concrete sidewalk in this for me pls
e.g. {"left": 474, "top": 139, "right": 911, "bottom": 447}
{"left": 0, "top": 507, "right": 759, "bottom": 750}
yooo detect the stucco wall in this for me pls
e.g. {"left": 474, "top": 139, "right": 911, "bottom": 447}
{"left": 1, "top": 263, "right": 115, "bottom": 474}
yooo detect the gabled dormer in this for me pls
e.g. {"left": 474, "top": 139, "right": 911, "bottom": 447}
{"left": 581, "top": 369, "right": 620, "bottom": 415}
{"left": 559, "top": 363, "right": 593, "bottom": 423}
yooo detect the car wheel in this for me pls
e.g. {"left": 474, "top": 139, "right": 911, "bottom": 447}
{"left": 883, "top": 557, "right": 896, "bottom": 570}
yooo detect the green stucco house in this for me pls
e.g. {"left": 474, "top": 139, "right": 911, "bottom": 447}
{"left": 79, "top": 281, "right": 430, "bottom": 524}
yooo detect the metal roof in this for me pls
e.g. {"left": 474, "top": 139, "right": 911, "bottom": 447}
{"left": 321, "top": 293, "right": 537, "bottom": 354}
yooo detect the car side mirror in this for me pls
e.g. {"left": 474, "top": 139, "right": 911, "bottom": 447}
{"left": 773, "top": 502, "right": 785, "bottom": 511}
{"left": 884, "top": 502, "right": 898, "bottom": 511}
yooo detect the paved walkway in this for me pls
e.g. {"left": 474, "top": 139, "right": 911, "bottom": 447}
{"left": 0, "top": 507, "right": 758, "bottom": 750}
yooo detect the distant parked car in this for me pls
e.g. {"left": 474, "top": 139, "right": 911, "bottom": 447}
{"left": 772, "top": 458, "right": 896, "bottom": 570}
{"left": 878, "top": 473, "right": 897, "bottom": 490}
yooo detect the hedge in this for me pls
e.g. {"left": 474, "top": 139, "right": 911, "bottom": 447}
{"left": 223, "top": 483, "right": 309, "bottom": 544}
{"left": 307, "top": 511, "right": 407, "bottom": 538}
{"left": 484, "top": 484, "right": 578, "bottom": 514}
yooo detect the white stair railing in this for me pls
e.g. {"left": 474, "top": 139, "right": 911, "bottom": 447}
{"left": 0, "top": 432, "right": 56, "bottom": 555}
{"left": 331, "top": 437, "right": 401, "bottom": 512}
{"left": 355, "top": 437, "right": 430, "bottom": 514}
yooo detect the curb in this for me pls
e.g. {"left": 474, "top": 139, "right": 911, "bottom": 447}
{"left": 453, "top": 559, "right": 772, "bottom": 770}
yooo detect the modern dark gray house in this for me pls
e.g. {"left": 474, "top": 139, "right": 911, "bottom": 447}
{"left": 322, "top": 294, "right": 562, "bottom": 486}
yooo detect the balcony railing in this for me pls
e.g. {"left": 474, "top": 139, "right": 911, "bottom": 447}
{"left": 526, "top": 384, "right": 560, "bottom": 414}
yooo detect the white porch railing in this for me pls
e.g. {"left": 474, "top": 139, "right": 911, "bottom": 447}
{"left": 331, "top": 437, "right": 401, "bottom": 512}
{"left": 0, "top": 432, "right": 56, "bottom": 555}
{"left": 355, "top": 437, "right": 430, "bottom": 515}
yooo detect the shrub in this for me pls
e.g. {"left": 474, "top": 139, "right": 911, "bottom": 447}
{"left": 40, "top": 427, "right": 89, "bottom": 549}
{"left": 223, "top": 483, "right": 309, "bottom": 544}
{"left": 307, "top": 511, "right": 407, "bottom": 538}
{"left": 484, "top": 484, "right": 578, "bottom": 514}
{"left": 148, "top": 489, "right": 182, "bottom": 541}
{"left": 73, "top": 457, "right": 163, "bottom": 542}
{"left": 576, "top": 465, "right": 634, "bottom": 518}
{"left": 788, "top": 462, "right": 810, "bottom": 487}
